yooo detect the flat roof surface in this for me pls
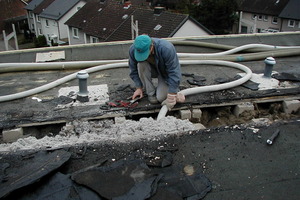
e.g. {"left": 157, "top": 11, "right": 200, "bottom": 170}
{"left": 0, "top": 32, "right": 299, "bottom": 199}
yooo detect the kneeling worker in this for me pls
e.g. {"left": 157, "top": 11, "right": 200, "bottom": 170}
{"left": 128, "top": 35, "right": 185, "bottom": 110}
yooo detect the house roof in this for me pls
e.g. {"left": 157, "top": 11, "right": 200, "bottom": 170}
{"left": 65, "top": 0, "right": 150, "bottom": 41}
{"left": 39, "top": 0, "right": 82, "bottom": 20}
{"left": 32, "top": 0, "right": 55, "bottom": 14}
{"left": 0, "top": 0, "right": 28, "bottom": 19}
{"left": 279, "top": 0, "right": 300, "bottom": 20}
{"left": 66, "top": 0, "right": 209, "bottom": 42}
{"left": 0, "top": 0, "right": 28, "bottom": 30}
{"left": 238, "top": 0, "right": 289, "bottom": 16}
{"left": 107, "top": 8, "right": 189, "bottom": 41}
{"left": 24, "top": 0, "right": 44, "bottom": 11}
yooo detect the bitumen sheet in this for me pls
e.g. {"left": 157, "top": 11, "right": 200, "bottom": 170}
{"left": 0, "top": 150, "right": 71, "bottom": 199}
{"left": 0, "top": 119, "right": 299, "bottom": 199}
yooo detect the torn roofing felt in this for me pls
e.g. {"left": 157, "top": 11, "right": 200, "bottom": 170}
{"left": 71, "top": 159, "right": 212, "bottom": 200}
{"left": 19, "top": 172, "right": 101, "bottom": 200}
{"left": 0, "top": 150, "right": 71, "bottom": 199}
{"left": 71, "top": 160, "right": 162, "bottom": 200}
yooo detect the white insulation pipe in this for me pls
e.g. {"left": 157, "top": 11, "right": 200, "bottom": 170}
{"left": 157, "top": 60, "right": 252, "bottom": 120}
{"left": 0, "top": 62, "right": 127, "bottom": 102}
{"left": 177, "top": 44, "right": 300, "bottom": 58}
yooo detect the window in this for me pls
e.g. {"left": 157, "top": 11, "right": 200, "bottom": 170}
{"left": 272, "top": 17, "right": 278, "bottom": 24}
{"left": 77, "top": 6, "right": 81, "bottom": 11}
{"left": 288, "top": 20, "right": 295, "bottom": 27}
{"left": 31, "top": 24, "right": 35, "bottom": 31}
{"left": 36, "top": 15, "right": 41, "bottom": 22}
{"left": 241, "top": 26, "right": 247, "bottom": 34}
{"left": 154, "top": 24, "right": 162, "bottom": 31}
{"left": 252, "top": 14, "right": 257, "bottom": 20}
{"left": 90, "top": 36, "right": 98, "bottom": 43}
{"left": 72, "top": 28, "right": 79, "bottom": 38}
{"left": 45, "top": 20, "right": 49, "bottom": 27}
{"left": 29, "top": 11, "right": 33, "bottom": 18}
{"left": 264, "top": 15, "right": 268, "bottom": 22}
{"left": 258, "top": 15, "right": 263, "bottom": 21}
{"left": 38, "top": 28, "right": 42, "bottom": 35}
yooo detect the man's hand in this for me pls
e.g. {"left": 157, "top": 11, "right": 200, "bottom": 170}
{"left": 132, "top": 88, "right": 143, "bottom": 99}
{"left": 161, "top": 93, "right": 185, "bottom": 111}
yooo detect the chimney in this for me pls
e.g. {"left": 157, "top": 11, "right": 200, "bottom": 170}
{"left": 154, "top": 7, "right": 165, "bottom": 15}
{"left": 123, "top": 1, "right": 131, "bottom": 9}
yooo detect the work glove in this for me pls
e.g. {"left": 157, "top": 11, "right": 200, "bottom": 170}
{"left": 176, "top": 92, "right": 185, "bottom": 103}
{"left": 161, "top": 93, "right": 185, "bottom": 111}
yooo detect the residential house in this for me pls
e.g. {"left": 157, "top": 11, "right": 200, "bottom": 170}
{"left": 238, "top": 0, "right": 300, "bottom": 33}
{"left": 0, "top": 0, "right": 29, "bottom": 33}
{"left": 25, "top": 0, "right": 44, "bottom": 35}
{"left": 107, "top": 8, "right": 212, "bottom": 41}
{"left": 25, "top": 0, "right": 86, "bottom": 45}
{"left": 279, "top": 0, "right": 300, "bottom": 32}
{"left": 65, "top": 0, "right": 212, "bottom": 45}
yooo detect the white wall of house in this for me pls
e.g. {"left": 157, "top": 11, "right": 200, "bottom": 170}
{"left": 40, "top": 18, "right": 59, "bottom": 44}
{"left": 240, "top": 12, "right": 282, "bottom": 33}
{"left": 68, "top": 26, "right": 101, "bottom": 45}
{"left": 68, "top": 27, "right": 86, "bottom": 45}
{"left": 35, "top": 15, "right": 43, "bottom": 36}
{"left": 172, "top": 20, "right": 210, "bottom": 37}
{"left": 58, "top": 1, "right": 86, "bottom": 40}
{"left": 281, "top": 19, "right": 300, "bottom": 32}
{"left": 27, "top": 11, "right": 38, "bottom": 36}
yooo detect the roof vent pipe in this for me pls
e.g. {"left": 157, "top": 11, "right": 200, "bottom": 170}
{"left": 154, "top": 7, "right": 164, "bottom": 15}
{"left": 264, "top": 57, "right": 276, "bottom": 78}
{"left": 76, "top": 70, "right": 89, "bottom": 102}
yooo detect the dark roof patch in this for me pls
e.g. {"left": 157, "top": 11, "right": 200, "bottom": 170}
{"left": 279, "top": 0, "right": 300, "bottom": 20}
{"left": 39, "top": 0, "right": 82, "bottom": 20}
{"left": 238, "top": 0, "right": 289, "bottom": 16}
{"left": 32, "top": 0, "right": 55, "bottom": 15}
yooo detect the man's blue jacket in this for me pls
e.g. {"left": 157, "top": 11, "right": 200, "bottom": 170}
{"left": 128, "top": 38, "right": 181, "bottom": 94}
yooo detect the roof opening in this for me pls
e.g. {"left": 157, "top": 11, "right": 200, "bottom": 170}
{"left": 122, "top": 14, "right": 128, "bottom": 19}
{"left": 154, "top": 24, "right": 162, "bottom": 31}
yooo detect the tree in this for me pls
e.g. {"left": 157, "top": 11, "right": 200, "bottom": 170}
{"left": 191, "top": 0, "right": 238, "bottom": 34}
{"left": 34, "top": 35, "right": 48, "bottom": 48}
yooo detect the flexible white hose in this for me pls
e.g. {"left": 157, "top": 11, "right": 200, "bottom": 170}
{"left": 0, "top": 60, "right": 128, "bottom": 72}
{"left": 0, "top": 62, "right": 127, "bottom": 102}
{"left": 157, "top": 60, "right": 252, "bottom": 120}
{"left": 177, "top": 44, "right": 300, "bottom": 58}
